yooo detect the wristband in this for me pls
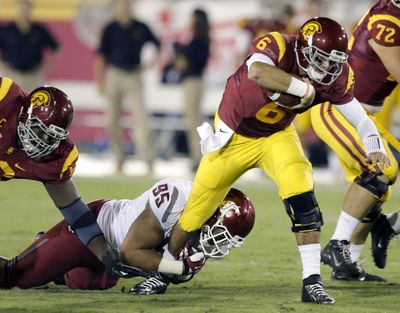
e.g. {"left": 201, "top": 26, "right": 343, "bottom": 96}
{"left": 364, "top": 135, "right": 385, "bottom": 155}
{"left": 158, "top": 257, "right": 184, "bottom": 275}
{"left": 287, "top": 76, "right": 312, "bottom": 97}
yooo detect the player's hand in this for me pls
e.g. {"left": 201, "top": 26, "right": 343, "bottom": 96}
{"left": 365, "top": 152, "right": 391, "bottom": 169}
{"left": 177, "top": 241, "right": 202, "bottom": 260}
{"left": 182, "top": 252, "right": 206, "bottom": 275}
{"left": 110, "top": 262, "right": 147, "bottom": 278}
{"left": 101, "top": 249, "right": 148, "bottom": 278}
{"left": 291, "top": 78, "right": 315, "bottom": 110}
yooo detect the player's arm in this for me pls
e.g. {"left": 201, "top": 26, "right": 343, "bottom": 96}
{"left": 121, "top": 205, "right": 205, "bottom": 276}
{"left": 119, "top": 206, "right": 165, "bottom": 271}
{"left": 44, "top": 179, "right": 107, "bottom": 259}
{"left": 246, "top": 53, "right": 314, "bottom": 106}
{"left": 333, "top": 98, "right": 390, "bottom": 168}
{"left": 369, "top": 40, "right": 400, "bottom": 82}
{"left": 45, "top": 180, "right": 140, "bottom": 278}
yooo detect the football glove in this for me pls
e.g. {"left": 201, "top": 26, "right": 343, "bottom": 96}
{"left": 182, "top": 251, "right": 206, "bottom": 275}
{"left": 102, "top": 249, "right": 149, "bottom": 278}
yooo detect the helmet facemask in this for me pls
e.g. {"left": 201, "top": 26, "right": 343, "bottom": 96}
{"left": 199, "top": 201, "right": 245, "bottom": 258}
{"left": 17, "top": 105, "right": 68, "bottom": 158}
{"left": 392, "top": 0, "right": 400, "bottom": 8}
{"left": 295, "top": 39, "right": 348, "bottom": 85}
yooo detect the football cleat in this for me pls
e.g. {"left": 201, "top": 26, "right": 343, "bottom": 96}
{"left": 321, "top": 240, "right": 359, "bottom": 276}
{"left": 331, "top": 262, "right": 386, "bottom": 282}
{"left": 302, "top": 274, "right": 335, "bottom": 304}
{"left": 129, "top": 276, "right": 169, "bottom": 295}
{"left": 371, "top": 214, "right": 396, "bottom": 269}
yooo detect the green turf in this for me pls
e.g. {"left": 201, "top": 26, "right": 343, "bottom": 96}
{"left": 0, "top": 176, "right": 399, "bottom": 313}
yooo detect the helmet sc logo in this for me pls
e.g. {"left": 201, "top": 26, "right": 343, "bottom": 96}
{"left": 301, "top": 21, "right": 322, "bottom": 42}
{"left": 31, "top": 90, "right": 51, "bottom": 109}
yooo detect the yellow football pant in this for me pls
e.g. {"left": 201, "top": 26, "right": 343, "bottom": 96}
{"left": 179, "top": 124, "right": 314, "bottom": 231}
{"left": 310, "top": 102, "right": 398, "bottom": 201}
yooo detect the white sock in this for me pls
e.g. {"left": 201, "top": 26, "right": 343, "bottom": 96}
{"left": 349, "top": 243, "right": 364, "bottom": 263}
{"left": 298, "top": 243, "right": 321, "bottom": 279}
{"left": 387, "top": 211, "right": 400, "bottom": 235}
{"left": 331, "top": 211, "right": 360, "bottom": 241}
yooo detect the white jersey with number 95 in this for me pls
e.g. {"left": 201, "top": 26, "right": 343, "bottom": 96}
{"left": 97, "top": 178, "right": 193, "bottom": 250}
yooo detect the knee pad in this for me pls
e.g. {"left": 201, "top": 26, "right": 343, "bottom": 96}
{"left": 284, "top": 191, "right": 323, "bottom": 233}
{"left": 355, "top": 171, "right": 389, "bottom": 199}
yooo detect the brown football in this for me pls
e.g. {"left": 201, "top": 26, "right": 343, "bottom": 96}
{"left": 265, "top": 89, "right": 301, "bottom": 107}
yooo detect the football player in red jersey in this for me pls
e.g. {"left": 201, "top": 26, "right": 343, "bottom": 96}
{"left": 0, "top": 78, "right": 141, "bottom": 279}
{"left": 160, "top": 17, "right": 392, "bottom": 305}
{"left": 310, "top": 0, "right": 400, "bottom": 279}
{"left": 0, "top": 178, "right": 255, "bottom": 295}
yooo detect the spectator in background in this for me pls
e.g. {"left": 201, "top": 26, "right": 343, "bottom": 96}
{"left": 174, "top": 9, "right": 211, "bottom": 171}
{"left": 0, "top": 0, "right": 60, "bottom": 92}
{"left": 95, "top": 0, "right": 161, "bottom": 174}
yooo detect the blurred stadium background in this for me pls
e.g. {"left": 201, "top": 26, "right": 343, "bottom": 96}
{"left": 1, "top": 0, "right": 391, "bottom": 180}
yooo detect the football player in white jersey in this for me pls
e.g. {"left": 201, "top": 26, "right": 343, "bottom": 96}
{"left": 0, "top": 178, "right": 255, "bottom": 294}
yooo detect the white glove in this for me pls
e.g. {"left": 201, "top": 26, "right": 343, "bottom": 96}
{"left": 197, "top": 121, "right": 234, "bottom": 154}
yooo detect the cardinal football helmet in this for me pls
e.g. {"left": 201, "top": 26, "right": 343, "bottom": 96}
{"left": 200, "top": 188, "right": 255, "bottom": 258}
{"left": 295, "top": 17, "right": 348, "bottom": 85}
{"left": 17, "top": 86, "right": 73, "bottom": 158}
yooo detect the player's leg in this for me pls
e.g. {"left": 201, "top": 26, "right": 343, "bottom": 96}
{"left": 64, "top": 266, "right": 118, "bottom": 290}
{"left": 63, "top": 200, "right": 119, "bottom": 290}
{"left": 105, "top": 67, "right": 125, "bottom": 172}
{"left": 169, "top": 133, "right": 261, "bottom": 256}
{"left": 369, "top": 88, "right": 400, "bottom": 268}
{"left": 182, "top": 77, "right": 203, "bottom": 169}
{"left": 0, "top": 220, "right": 91, "bottom": 289}
{"left": 261, "top": 125, "right": 334, "bottom": 304}
{"left": 127, "top": 69, "right": 154, "bottom": 170}
{"left": 311, "top": 103, "right": 397, "bottom": 280}
{"left": 371, "top": 210, "right": 399, "bottom": 268}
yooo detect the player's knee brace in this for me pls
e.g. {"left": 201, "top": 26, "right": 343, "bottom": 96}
{"left": 283, "top": 191, "right": 323, "bottom": 232}
{"left": 59, "top": 198, "right": 103, "bottom": 246}
{"left": 355, "top": 171, "right": 389, "bottom": 199}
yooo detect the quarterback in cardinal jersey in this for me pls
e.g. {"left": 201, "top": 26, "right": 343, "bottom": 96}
{"left": 0, "top": 77, "right": 138, "bottom": 278}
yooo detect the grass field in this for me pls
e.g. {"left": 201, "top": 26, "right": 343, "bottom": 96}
{"left": 0, "top": 175, "right": 399, "bottom": 313}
